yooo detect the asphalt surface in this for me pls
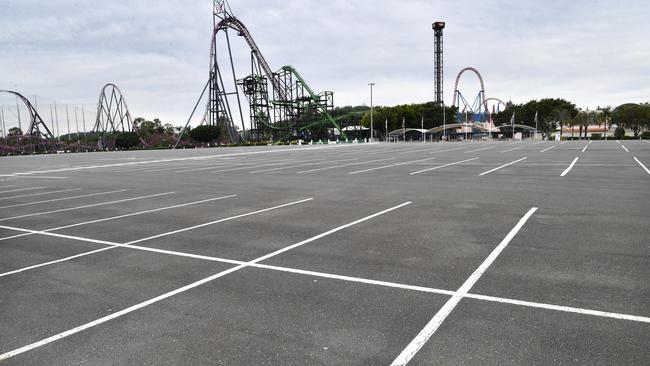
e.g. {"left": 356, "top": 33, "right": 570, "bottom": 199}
{"left": 0, "top": 140, "right": 648, "bottom": 365}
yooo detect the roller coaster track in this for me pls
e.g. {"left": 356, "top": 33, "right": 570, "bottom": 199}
{"left": 201, "top": 7, "right": 343, "bottom": 141}
{"left": 0, "top": 89, "right": 59, "bottom": 154}
{"left": 213, "top": 16, "right": 286, "bottom": 102}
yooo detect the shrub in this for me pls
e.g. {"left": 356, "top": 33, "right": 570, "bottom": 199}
{"left": 641, "top": 131, "right": 650, "bottom": 140}
{"left": 591, "top": 133, "right": 602, "bottom": 140}
{"left": 614, "top": 127, "right": 625, "bottom": 139}
{"left": 114, "top": 132, "right": 140, "bottom": 149}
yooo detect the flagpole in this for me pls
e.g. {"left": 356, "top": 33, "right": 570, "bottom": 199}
{"left": 534, "top": 111, "right": 538, "bottom": 141}
{"left": 385, "top": 117, "right": 388, "bottom": 143}
{"left": 442, "top": 101, "right": 446, "bottom": 142}
{"left": 421, "top": 115, "right": 424, "bottom": 143}
{"left": 511, "top": 111, "right": 515, "bottom": 141}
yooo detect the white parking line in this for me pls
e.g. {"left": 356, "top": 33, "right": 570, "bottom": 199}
{"left": 634, "top": 157, "right": 650, "bottom": 175}
{"left": 581, "top": 145, "right": 588, "bottom": 153}
{"left": 2, "top": 175, "right": 69, "bottom": 180}
{"left": 428, "top": 147, "right": 467, "bottom": 154}
{"left": 0, "top": 197, "right": 311, "bottom": 277}
{"left": 296, "top": 158, "right": 395, "bottom": 174}
{"left": 212, "top": 160, "right": 299, "bottom": 173}
{"left": 391, "top": 207, "right": 537, "bottom": 366}
{"left": 175, "top": 161, "right": 259, "bottom": 173}
{"left": 621, "top": 145, "right": 630, "bottom": 152}
{"left": 0, "top": 192, "right": 173, "bottom": 222}
{"left": 3, "top": 145, "right": 346, "bottom": 176}
{"left": 410, "top": 157, "right": 479, "bottom": 175}
{"left": 348, "top": 157, "right": 437, "bottom": 175}
{"left": 0, "top": 201, "right": 410, "bottom": 361}
{"left": 0, "top": 190, "right": 128, "bottom": 210}
{"left": 251, "top": 159, "right": 356, "bottom": 174}
{"left": 0, "top": 186, "right": 47, "bottom": 194}
{"left": 560, "top": 157, "right": 579, "bottom": 177}
{"left": 3, "top": 205, "right": 647, "bottom": 335}
{"left": 394, "top": 147, "right": 443, "bottom": 155}
{"left": 465, "top": 293, "right": 650, "bottom": 324}
{"left": 478, "top": 157, "right": 527, "bottom": 176}
{"left": 539, "top": 146, "right": 556, "bottom": 153}
{"left": 501, "top": 146, "right": 524, "bottom": 153}
{"left": 0, "top": 195, "right": 237, "bottom": 243}
{"left": 464, "top": 146, "right": 495, "bottom": 154}
{"left": 0, "top": 188, "right": 82, "bottom": 201}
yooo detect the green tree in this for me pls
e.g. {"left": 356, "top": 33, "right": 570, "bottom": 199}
{"left": 114, "top": 132, "right": 140, "bottom": 149}
{"left": 612, "top": 103, "right": 650, "bottom": 138}
{"left": 614, "top": 126, "right": 625, "bottom": 139}
{"left": 8, "top": 127, "right": 23, "bottom": 136}
{"left": 597, "top": 106, "right": 612, "bottom": 139}
{"left": 492, "top": 98, "right": 577, "bottom": 139}
{"left": 190, "top": 125, "right": 221, "bottom": 144}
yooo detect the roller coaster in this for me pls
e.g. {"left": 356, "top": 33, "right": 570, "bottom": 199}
{"left": 176, "top": 0, "right": 342, "bottom": 145}
{"left": 452, "top": 67, "right": 489, "bottom": 123}
{"left": 0, "top": 84, "right": 137, "bottom": 154}
{"left": 0, "top": 90, "right": 59, "bottom": 154}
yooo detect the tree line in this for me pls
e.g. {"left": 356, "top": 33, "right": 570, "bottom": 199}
{"left": 350, "top": 99, "right": 649, "bottom": 139}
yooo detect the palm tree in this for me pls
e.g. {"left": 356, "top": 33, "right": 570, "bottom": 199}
{"left": 598, "top": 106, "right": 612, "bottom": 140}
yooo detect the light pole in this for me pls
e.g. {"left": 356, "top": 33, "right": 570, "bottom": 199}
{"left": 368, "top": 83, "right": 375, "bottom": 143}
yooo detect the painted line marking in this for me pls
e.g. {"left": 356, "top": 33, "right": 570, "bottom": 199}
{"left": 212, "top": 160, "right": 299, "bottom": 173}
{"left": 621, "top": 145, "right": 630, "bottom": 152}
{"left": 0, "top": 197, "right": 313, "bottom": 278}
{"left": 124, "top": 198, "right": 314, "bottom": 246}
{"left": 634, "top": 157, "right": 650, "bottom": 175}
{"left": 0, "top": 201, "right": 410, "bottom": 361}
{"left": 3, "top": 145, "right": 348, "bottom": 176}
{"left": 501, "top": 146, "right": 524, "bottom": 153}
{"left": 391, "top": 207, "right": 537, "bottom": 365}
{"left": 410, "top": 157, "right": 479, "bottom": 175}
{"left": 0, "top": 188, "right": 82, "bottom": 201}
{"left": 175, "top": 161, "right": 261, "bottom": 173}
{"left": 0, "top": 190, "right": 128, "bottom": 210}
{"left": 581, "top": 145, "right": 588, "bottom": 153}
{"left": 465, "top": 293, "right": 650, "bottom": 324}
{"left": 464, "top": 146, "right": 495, "bottom": 153}
{"left": 0, "top": 186, "right": 47, "bottom": 194}
{"left": 589, "top": 140, "right": 592, "bottom": 144}
{"left": 561, "top": 141, "right": 567, "bottom": 145}
{"left": 348, "top": 157, "right": 437, "bottom": 175}
{"left": 428, "top": 147, "right": 469, "bottom": 155}
{"left": 296, "top": 158, "right": 395, "bottom": 174}
{"left": 0, "top": 192, "right": 173, "bottom": 222}
{"left": 250, "top": 159, "right": 357, "bottom": 174}
{"left": 3, "top": 221, "right": 647, "bottom": 328}
{"left": 539, "top": 146, "right": 556, "bottom": 153}
{"left": 253, "top": 262, "right": 650, "bottom": 324}
{"left": 478, "top": 157, "right": 527, "bottom": 176}
{"left": 0, "top": 195, "right": 237, "bottom": 243}
{"left": 560, "top": 157, "right": 579, "bottom": 177}
{"left": 3, "top": 207, "right": 648, "bottom": 333}
{"left": 394, "top": 147, "right": 442, "bottom": 155}
{"left": 1, "top": 175, "right": 69, "bottom": 179}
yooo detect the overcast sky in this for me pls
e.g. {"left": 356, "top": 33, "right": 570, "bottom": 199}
{"left": 1, "top": 0, "right": 649, "bottom": 125}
